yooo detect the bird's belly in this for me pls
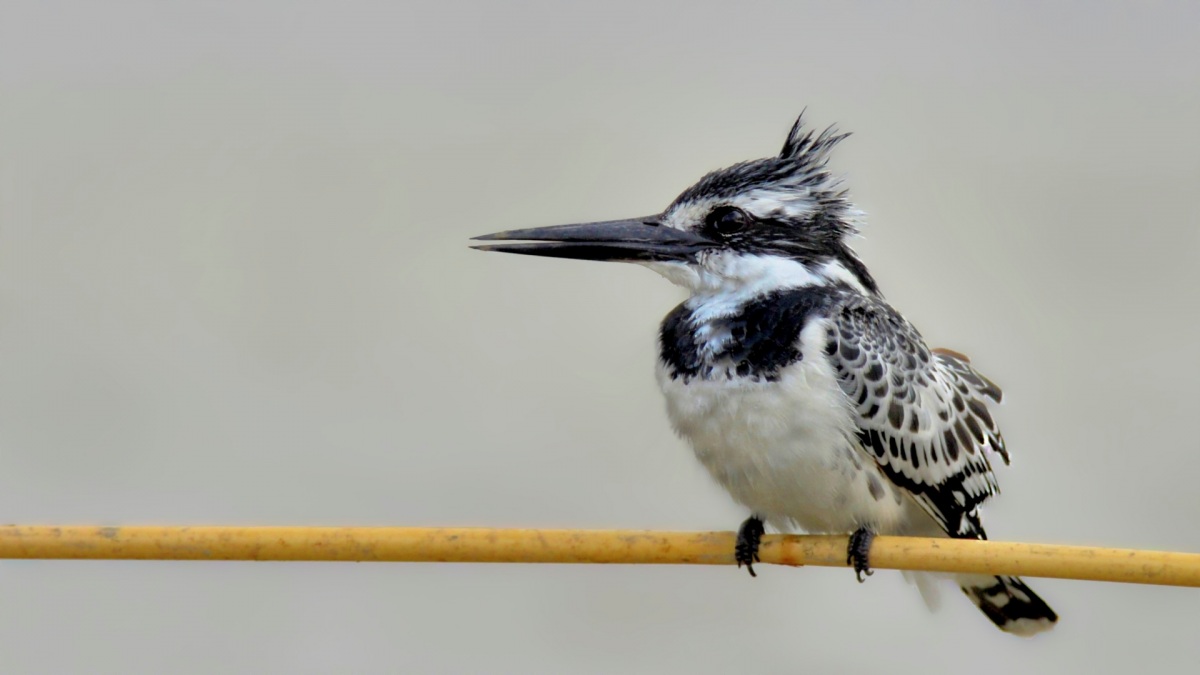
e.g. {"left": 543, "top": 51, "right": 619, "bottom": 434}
{"left": 657, "top": 358, "right": 912, "bottom": 534}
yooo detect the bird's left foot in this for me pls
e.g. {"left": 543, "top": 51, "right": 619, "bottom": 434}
{"left": 735, "top": 516, "right": 765, "bottom": 577}
{"left": 847, "top": 527, "right": 875, "bottom": 583}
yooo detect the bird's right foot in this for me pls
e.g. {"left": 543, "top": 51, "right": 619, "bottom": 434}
{"left": 735, "top": 516, "right": 765, "bottom": 577}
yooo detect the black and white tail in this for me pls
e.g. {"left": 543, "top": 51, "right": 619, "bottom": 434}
{"left": 960, "top": 574, "right": 1058, "bottom": 636}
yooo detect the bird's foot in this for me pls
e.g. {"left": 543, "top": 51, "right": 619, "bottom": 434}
{"left": 735, "top": 516, "right": 765, "bottom": 578}
{"left": 847, "top": 527, "right": 875, "bottom": 583}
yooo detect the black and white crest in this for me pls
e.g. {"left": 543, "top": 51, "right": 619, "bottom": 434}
{"left": 655, "top": 114, "right": 877, "bottom": 293}
{"left": 670, "top": 113, "right": 856, "bottom": 231}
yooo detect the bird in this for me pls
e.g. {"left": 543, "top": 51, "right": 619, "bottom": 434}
{"left": 472, "top": 113, "right": 1057, "bottom": 636}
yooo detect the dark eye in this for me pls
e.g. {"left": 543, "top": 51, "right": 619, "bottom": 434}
{"left": 707, "top": 206, "right": 750, "bottom": 235}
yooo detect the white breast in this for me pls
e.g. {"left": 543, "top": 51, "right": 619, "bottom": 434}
{"left": 657, "top": 318, "right": 915, "bottom": 534}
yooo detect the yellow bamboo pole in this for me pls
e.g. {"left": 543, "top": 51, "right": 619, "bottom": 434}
{"left": 1, "top": 525, "right": 1197, "bottom": 587}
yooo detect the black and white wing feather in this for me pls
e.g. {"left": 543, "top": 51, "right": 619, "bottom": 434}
{"left": 830, "top": 294, "right": 1008, "bottom": 538}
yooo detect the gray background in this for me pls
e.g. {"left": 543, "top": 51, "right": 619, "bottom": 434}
{"left": 2, "top": 2, "right": 1199, "bottom": 673}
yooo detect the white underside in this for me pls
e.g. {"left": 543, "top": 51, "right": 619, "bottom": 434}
{"left": 657, "top": 317, "right": 932, "bottom": 536}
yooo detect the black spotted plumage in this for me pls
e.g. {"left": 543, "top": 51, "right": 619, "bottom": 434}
{"left": 831, "top": 294, "right": 1008, "bottom": 539}
{"left": 660, "top": 279, "right": 1011, "bottom": 542}
{"left": 660, "top": 275, "right": 1014, "bottom": 542}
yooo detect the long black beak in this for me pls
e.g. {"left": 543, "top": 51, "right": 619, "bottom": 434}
{"left": 471, "top": 216, "right": 714, "bottom": 262}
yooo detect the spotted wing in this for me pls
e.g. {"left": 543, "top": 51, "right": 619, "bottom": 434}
{"left": 830, "top": 296, "right": 1009, "bottom": 538}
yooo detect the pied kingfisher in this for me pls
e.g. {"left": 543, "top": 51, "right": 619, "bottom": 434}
{"left": 473, "top": 114, "right": 1057, "bottom": 636}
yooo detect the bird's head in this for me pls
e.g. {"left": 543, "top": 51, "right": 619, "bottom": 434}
{"left": 473, "top": 114, "right": 877, "bottom": 299}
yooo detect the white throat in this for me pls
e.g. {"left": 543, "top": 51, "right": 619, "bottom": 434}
{"left": 639, "top": 252, "right": 867, "bottom": 323}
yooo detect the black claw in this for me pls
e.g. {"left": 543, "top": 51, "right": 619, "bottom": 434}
{"left": 847, "top": 527, "right": 876, "bottom": 583}
{"left": 735, "top": 516, "right": 765, "bottom": 578}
